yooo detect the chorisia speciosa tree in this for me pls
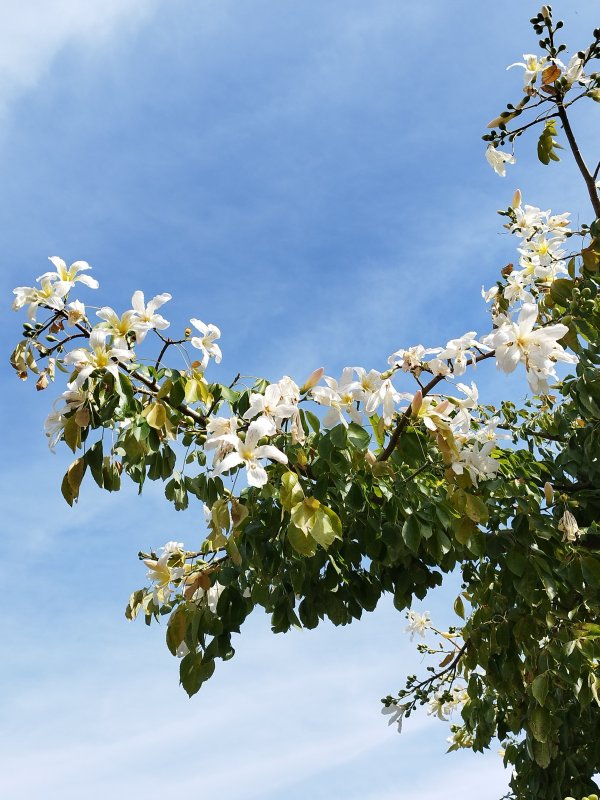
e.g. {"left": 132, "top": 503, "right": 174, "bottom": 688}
{"left": 9, "top": 7, "right": 600, "bottom": 800}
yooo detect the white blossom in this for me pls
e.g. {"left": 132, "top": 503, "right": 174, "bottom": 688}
{"left": 213, "top": 420, "right": 287, "bottom": 488}
{"left": 130, "top": 290, "right": 172, "bottom": 343}
{"left": 482, "top": 303, "right": 577, "bottom": 392}
{"left": 37, "top": 257, "right": 99, "bottom": 292}
{"left": 485, "top": 146, "right": 516, "bottom": 177}
{"left": 506, "top": 53, "right": 548, "bottom": 85}
{"left": 64, "top": 328, "right": 135, "bottom": 388}
{"left": 405, "top": 610, "right": 431, "bottom": 640}
{"left": 189, "top": 318, "right": 222, "bottom": 367}
{"left": 66, "top": 300, "right": 86, "bottom": 326}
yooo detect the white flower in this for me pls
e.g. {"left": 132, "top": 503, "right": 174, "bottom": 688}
{"left": 563, "top": 55, "right": 589, "bottom": 87}
{"left": 482, "top": 303, "right": 577, "bottom": 392}
{"left": 558, "top": 509, "right": 580, "bottom": 543}
{"left": 37, "top": 257, "right": 99, "bottom": 292}
{"left": 481, "top": 285, "right": 499, "bottom": 303}
{"left": 130, "top": 290, "right": 172, "bottom": 343}
{"left": 189, "top": 318, "right": 222, "bottom": 367}
{"left": 437, "top": 332, "right": 485, "bottom": 376}
{"left": 405, "top": 610, "right": 431, "bottom": 640}
{"left": 365, "top": 379, "right": 411, "bottom": 426}
{"left": 506, "top": 53, "right": 548, "bottom": 85}
{"left": 447, "top": 725, "right": 474, "bottom": 749}
{"left": 381, "top": 703, "right": 407, "bottom": 733}
{"left": 206, "top": 582, "right": 225, "bottom": 614}
{"left": 143, "top": 541, "right": 185, "bottom": 605}
{"left": 415, "top": 397, "right": 452, "bottom": 433}
{"left": 451, "top": 440, "right": 499, "bottom": 485}
{"left": 311, "top": 368, "right": 362, "bottom": 428}
{"left": 13, "top": 277, "right": 70, "bottom": 320}
{"left": 64, "top": 328, "right": 135, "bottom": 388}
{"left": 485, "top": 146, "right": 516, "bottom": 177}
{"left": 96, "top": 305, "right": 138, "bottom": 348}
{"left": 66, "top": 300, "right": 86, "bottom": 326}
{"left": 243, "top": 383, "right": 297, "bottom": 433}
{"left": 213, "top": 420, "right": 287, "bottom": 488}
{"left": 44, "top": 409, "right": 65, "bottom": 451}
{"left": 388, "top": 344, "right": 440, "bottom": 371}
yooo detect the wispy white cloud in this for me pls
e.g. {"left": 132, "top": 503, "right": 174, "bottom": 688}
{"left": 0, "top": 0, "right": 159, "bottom": 121}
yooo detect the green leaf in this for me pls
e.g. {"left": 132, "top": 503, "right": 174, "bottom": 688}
{"left": 463, "top": 493, "right": 489, "bottom": 524}
{"left": 550, "top": 278, "right": 575, "bottom": 306}
{"left": 402, "top": 516, "right": 421, "bottom": 554}
{"left": 531, "top": 672, "right": 550, "bottom": 706}
{"left": 166, "top": 604, "right": 189, "bottom": 656}
{"left": 537, "top": 118, "right": 562, "bottom": 166}
{"left": 453, "top": 595, "right": 465, "bottom": 620}
{"left": 280, "top": 471, "right": 305, "bottom": 512}
{"left": 63, "top": 416, "right": 81, "bottom": 453}
{"left": 311, "top": 506, "right": 343, "bottom": 549}
{"left": 179, "top": 652, "right": 215, "bottom": 697}
{"left": 529, "top": 706, "right": 552, "bottom": 742}
{"left": 288, "top": 523, "right": 317, "bottom": 556}
{"left": 304, "top": 410, "right": 320, "bottom": 434}
{"left": 347, "top": 422, "right": 371, "bottom": 451}
{"left": 581, "top": 556, "right": 600, "bottom": 586}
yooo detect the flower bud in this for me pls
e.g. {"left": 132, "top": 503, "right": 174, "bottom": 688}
{"left": 365, "top": 450, "right": 377, "bottom": 466}
{"left": 543, "top": 482, "right": 553, "bottom": 504}
{"left": 411, "top": 390, "right": 423, "bottom": 416}
{"left": 511, "top": 189, "right": 522, "bottom": 209}
{"left": 300, "top": 367, "right": 324, "bottom": 393}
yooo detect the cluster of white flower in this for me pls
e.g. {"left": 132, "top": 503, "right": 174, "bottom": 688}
{"left": 141, "top": 540, "right": 226, "bottom": 630}
{"left": 13, "top": 257, "right": 99, "bottom": 319}
{"left": 427, "top": 685, "right": 469, "bottom": 721}
{"left": 479, "top": 199, "right": 578, "bottom": 393}
{"left": 311, "top": 366, "right": 412, "bottom": 428}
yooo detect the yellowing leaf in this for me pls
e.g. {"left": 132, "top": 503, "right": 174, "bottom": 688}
{"left": 280, "top": 471, "right": 304, "bottom": 512}
{"left": 143, "top": 402, "right": 167, "bottom": 429}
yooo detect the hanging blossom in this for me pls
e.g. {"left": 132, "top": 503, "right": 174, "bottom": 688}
{"left": 482, "top": 303, "right": 577, "bottom": 393}
{"left": 485, "top": 146, "right": 516, "bottom": 177}
{"left": 558, "top": 509, "right": 580, "bottom": 543}
{"left": 212, "top": 420, "right": 287, "bottom": 488}
{"left": 63, "top": 328, "right": 136, "bottom": 388}
{"left": 189, "top": 318, "right": 222, "bottom": 368}
{"left": 381, "top": 702, "right": 408, "bottom": 733}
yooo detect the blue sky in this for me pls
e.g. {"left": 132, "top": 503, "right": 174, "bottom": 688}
{"left": 1, "top": 1, "right": 599, "bottom": 797}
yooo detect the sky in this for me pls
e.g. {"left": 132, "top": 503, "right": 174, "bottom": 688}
{"left": 1, "top": 1, "right": 599, "bottom": 798}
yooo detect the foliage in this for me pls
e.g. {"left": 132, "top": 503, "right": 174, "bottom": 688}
{"left": 9, "top": 7, "right": 600, "bottom": 800}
